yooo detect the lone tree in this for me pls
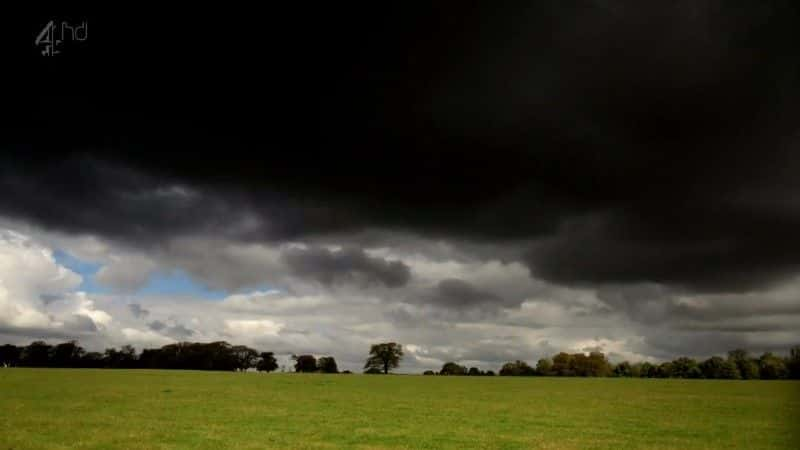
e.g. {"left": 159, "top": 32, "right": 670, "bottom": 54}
{"left": 364, "top": 342, "right": 403, "bottom": 374}
{"left": 257, "top": 352, "right": 278, "bottom": 372}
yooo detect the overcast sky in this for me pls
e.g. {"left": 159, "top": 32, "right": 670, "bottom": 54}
{"left": 1, "top": 2, "right": 799, "bottom": 371}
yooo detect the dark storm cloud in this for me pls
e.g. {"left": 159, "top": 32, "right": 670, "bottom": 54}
{"left": 423, "top": 279, "right": 503, "bottom": 308}
{"left": 0, "top": 158, "right": 239, "bottom": 244}
{"left": 633, "top": 327, "right": 798, "bottom": 361}
{"left": 0, "top": 156, "right": 372, "bottom": 245}
{"left": 3, "top": 2, "right": 800, "bottom": 293}
{"left": 526, "top": 210, "right": 800, "bottom": 292}
{"left": 594, "top": 281, "right": 800, "bottom": 326}
{"left": 282, "top": 247, "right": 411, "bottom": 288}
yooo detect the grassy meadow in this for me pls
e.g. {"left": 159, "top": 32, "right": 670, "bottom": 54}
{"left": 0, "top": 369, "right": 798, "bottom": 449}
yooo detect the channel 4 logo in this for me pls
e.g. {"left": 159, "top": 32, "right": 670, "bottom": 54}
{"left": 35, "top": 20, "right": 87, "bottom": 56}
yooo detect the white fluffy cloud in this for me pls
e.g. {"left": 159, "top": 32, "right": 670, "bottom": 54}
{"left": 221, "top": 290, "right": 330, "bottom": 314}
{"left": 224, "top": 319, "right": 283, "bottom": 337}
{"left": 120, "top": 327, "right": 173, "bottom": 347}
{"left": 0, "top": 229, "right": 111, "bottom": 335}
{"left": 95, "top": 253, "right": 158, "bottom": 292}
{"left": 1, "top": 224, "right": 798, "bottom": 372}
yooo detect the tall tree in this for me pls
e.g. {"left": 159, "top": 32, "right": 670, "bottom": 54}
{"left": 21, "top": 341, "right": 52, "bottom": 367}
{"left": 293, "top": 354, "right": 317, "bottom": 373}
{"left": 118, "top": 345, "right": 138, "bottom": 368}
{"left": 638, "top": 361, "right": 656, "bottom": 378}
{"left": 256, "top": 352, "right": 279, "bottom": 372}
{"left": 51, "top": 341, "right": 85, "bottom": 367}
{"left": 671, "top": 357, "right": 701, "bottom": 379}
{"left": 728, "top": 349, "right": 759, "bottom": 379}
{"left": 719, "top": 359, "right": 741, "bottom": 379}
{"left": 551, "top": 352, "right": 573, "bottom": 376}
{"left": 536, "top": 358, "right": 553, "bottom": 376}
{"left": 317, "top": 356, "right": 339, "bottom": 373}
{"left": 364, "top": 343, "right": 403, "bottom": 374}
{"left": 440, "top": 362, "right": 467, "bottom": 375}
{"left": 699, "top": 356, "right": 725, "bottom": 379}
{"left": 586, "top": 352, "right": 611, "bottom": 377}
{"left": 786, "top": 346, "right": 800, "bottom": 379}
{"left": 103, "top": 348, "right": 123, "bottom": 368}
{"left": 656, "top": 362, "right": 674, "bottom": 378}
{"left": 231, "top": 345, "right": 259, "bottom": 371}
{"left": 0, "top": 344, "right": 22, "bottom": 367}
{"left": 499, "top": 360, "right": 535, "bottom": 376}
{"left": 81, "top": 352, "right": 104, "bottom": 368}
{"left": 613, "top": 361, "right": 632, "bottom": 377}
{"left": 758, "top": 352, "right": 788, "bottom": 379}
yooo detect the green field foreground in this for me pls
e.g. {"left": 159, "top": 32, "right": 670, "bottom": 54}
{"left": 0, "top": 369, "right": 798, "bottom": 449}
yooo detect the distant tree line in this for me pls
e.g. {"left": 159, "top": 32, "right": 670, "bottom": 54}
{"left": 424, "top": 362, "right": 496, "bottom": 376}
{"left": 605, "top": 349, "right": 799, "bottom": 380}
{"left": 0, "top": 340, "right": 350, "bottom": 374}
{"left": 0, "top": 340, "right": 404, "bottom": 375}
{"left": 4, "top": 340, "right": 799, "bottom": 380}
{"left": 0, "top": 341, "right": 303, "bottom": 373}
{"left": 432, "top": 347, "right": 800, "bottom": 380}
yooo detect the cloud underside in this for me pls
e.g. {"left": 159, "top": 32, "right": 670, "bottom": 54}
{"left": 1, "top": 226, "right": 798, "bottom": 371}
{"left": 1, "top": 2, "right": 800, "bottom": 367}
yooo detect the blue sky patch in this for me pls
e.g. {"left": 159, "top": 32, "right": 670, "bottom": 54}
{"left": 54, "top": 249, "right": 230, "bottom": 299}
{"left": 138, "top": 270, "right": 227, "bottom": 300}
{"left": 53, "top": 249, "right": 106, "bottom": 293}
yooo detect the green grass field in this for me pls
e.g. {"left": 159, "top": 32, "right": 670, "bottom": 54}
{"left": 0, "top": 369, "right": 797, "bottom": 449}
